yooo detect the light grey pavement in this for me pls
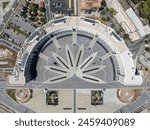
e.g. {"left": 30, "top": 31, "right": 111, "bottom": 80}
{"left": 129, "top": 35, "right": 150, "bottom": 59}
{"left": 3, "top": 14, "right": 36, "bottom": 44}
{"left": 0, "top": 0, "right": 149, "bottom": 113}
{"left": 0, "top": 101, "right": 15, "bottom": 113}
{"left": 0, "top": 81, "right": 7, "bottom": 89}
{"left": 0, "top": 23, "right": 5, "bottom": 31}
{"left": 0, "top": 0, "right": 19, "bottom": 34}
{"left": 5, "top": 80, "right": 149, "bottom": 89}
{"left": 1, "top": 78, "right": 149, "bottom": 113}
{"left": 129, "top": 39, "right": 145, "bottom": 59}
{"left": 11, "top": 0, "right": 19, "bottom": 9}
{"left": 139, "top": 55, "right": 150, "bottom": 70}
{"left": 3, "top": 9, "right": 12, "bottom": 23}
{"left": 131, "top": 41, "right": 145, "bottom": 59}
{"left": 114, "top": 74, "right": 150, "bottom": 113}
{"left": 144, "top": 74, "right": 150, "bottom": 90}
{"left": 11, "top": 16, "right": 36, "bottom": 33}
{"left": 44, "top": 0, "right": 53, "bottom": 22}
{"left": 114, "top": 91, "right": 150, "bottom": 113}
{"left": 0, "top": 89, "right": 34, "bottom": 113}
{"left": 1, "top": 78, "right": 150, "bottom": 113}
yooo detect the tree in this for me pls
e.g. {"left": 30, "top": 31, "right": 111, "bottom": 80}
{"left": 109, "top": 8, "right": 117, "bottom": 16}
{"left": 123, "top": 34, "right": 129, "bottom": 39}
{"left": 39, "top": 7, "right": 45, "bottom": 12}
{"left": 28, "top": 3, "right": 39, "bottom": 11}
{"left": 145, "top": 67, "right": 148, "bottom": 71}
{"left": 101, "top": 10, "right": 106, "bottom": 15}
{"left": 119, "top": 26, "right": 125, "bottom": 32}
{"left": 23, "top": 13, "right": 27, "bottom": 19}
{"left": 106, "top": 7, "right": 109, "bottom": 11}
{"left": 102, "top": 17, "right": 106, "bottom": 21}
{"left": 6, "top": 26, "right": 10, "bottom": 29}
{"left": 136, "top": 0, "right": 150, "bottom": 23}
{"left": 101, "top": 0, "right": 107, "bottom": 7}
{"left": 32, "top": 11, "right": 38, "bottom": 16}
{"left": 111, "top": 24, "right": 115, "bottom": 28}
{"left": 106, "top": 17, "right": 110, "bottom": 21}
{"left": 40, "top": 18, "right": 46, "bottom": 23}
{"left": 131, "top": 0, "right": 140, "bottom": 4}
{"left": 116, "top": 31, "right": 120, "bottom": 34}
{"left": 145, "top": 47, "right": 150, "bottom": 52}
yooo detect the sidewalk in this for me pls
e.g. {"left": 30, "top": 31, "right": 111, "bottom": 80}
{"left": 0, "top": 0, "right": 11, "bottom": 23}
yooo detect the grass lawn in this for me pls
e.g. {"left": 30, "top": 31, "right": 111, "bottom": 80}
{"left": 2, "top": 2, "right": 9, "bottom": 9}
{"left": 15, "top": 27, "right": 28, "bottom": 37}
{"left": 6, "top": 89, "right": 16, "bottom": 101}
{"left": 8, "top": 23, "right": 28, "bottom": 37}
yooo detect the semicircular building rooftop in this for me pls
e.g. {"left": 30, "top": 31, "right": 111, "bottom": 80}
{"left": 7, "top": 17, "right": 143, "bottom": 89}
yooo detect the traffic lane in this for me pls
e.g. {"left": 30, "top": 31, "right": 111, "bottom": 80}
{"left": 0, "top": 24, "right": 4, "bottom": 32}
{"left": 128, "top": 34, "right": 150, "bottom": 49}
{"left": 12, "top": 0, "right": 19, "bottom": 8}
{"left": 0, "top": 68, "right": 14, "bottom": 72}
{"left": 0, "top": 90, "right": 35, "bottom": 113}
{"left": 132, "top": 45, "right": 145, "bottom": 59}
{"left": 0, "top": 39, "right": 20, "bottom": 52}
{"left": 44, "top": 0, "right": 49, "bottom": 5}
{"left": 0, "top": 42, "right": 18, "bottom": 52}
{"left": 0, "top": 10, "right": 12, "bottom": 33}
{"left": 128, "top": 39, "right": 144, "bottom": 49}
{"left": 45, "top": 5, "right": 52, "bottom": 21}
{"left": 13, "top": 46, "right": 20, "bottom": 51}
{"left": 0, "top": 39, "right": 12, "bottom": 47}
{"left": 3, "top": 9, "right": 12, "bottom": 23}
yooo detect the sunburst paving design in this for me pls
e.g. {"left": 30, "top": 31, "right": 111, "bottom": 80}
{"left": 44, "top": 44, "right": 106, "bottom": 84}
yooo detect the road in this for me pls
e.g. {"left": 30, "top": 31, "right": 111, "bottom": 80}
{"left": 44, "top": 0, "right": 53, "bottom": 22}
{"left": 114, "top": 91, "right": 150, "bottom": 113}
{"left": 0, "top": 102, "right": 15, "bottom": 112}
{"left": 3, "top": 9, "right": 12, "bottom": 23}
{"left": 144, "top": 73, "right": 150, "bottom": 90}
{"left": 132, "top": 40, "right": 145, "bottom": 60}
{"left": 1, "top": 78, "right": 149, "bottom": 113}
{"left": 0, "top": 89, "right": 34, "bottom": 113}
{"left": 0, "top": 68, "right": 13, "bottom": 73}
{"left": 2, "top": 77, "right": 150, "bottom": 113}
{"left": 114, "top": 74, "right": 150, "bottom": 113}
{"left": 12, "top": 0, "right": 19, "bottom": 9}
{"left": 106, "top": 8, "right": 149, "bottom": 61}
{"left": 0, "top": 0, "right": 150, "bottom": 113}
{"left": 4, "top": 80, "right": 149, "bottom": 89}
{"left": 0, "top": 39, "right": 20, "bottom": 52}
{"left": 139, "top": 55, "right": 150, "bottom": 70}
{"left": 130, "top": 35, "right": 150, "bottom": 60}
{"left": 0, "top": 81, "right": 7, "bottom": 89}
{"left": 0, "top": 0, "right": 18, "bottom": 34}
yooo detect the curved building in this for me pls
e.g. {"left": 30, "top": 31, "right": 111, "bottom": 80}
{"left": 7, "top": 17, "right": 143, "bottom": 88}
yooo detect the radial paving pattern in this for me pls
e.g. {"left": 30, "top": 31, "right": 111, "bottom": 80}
{"left": 35, "top": 29, "right": 117, "bottom": 88}
{"left": 8, "top": 17, "right": 143, "bottom": 89}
